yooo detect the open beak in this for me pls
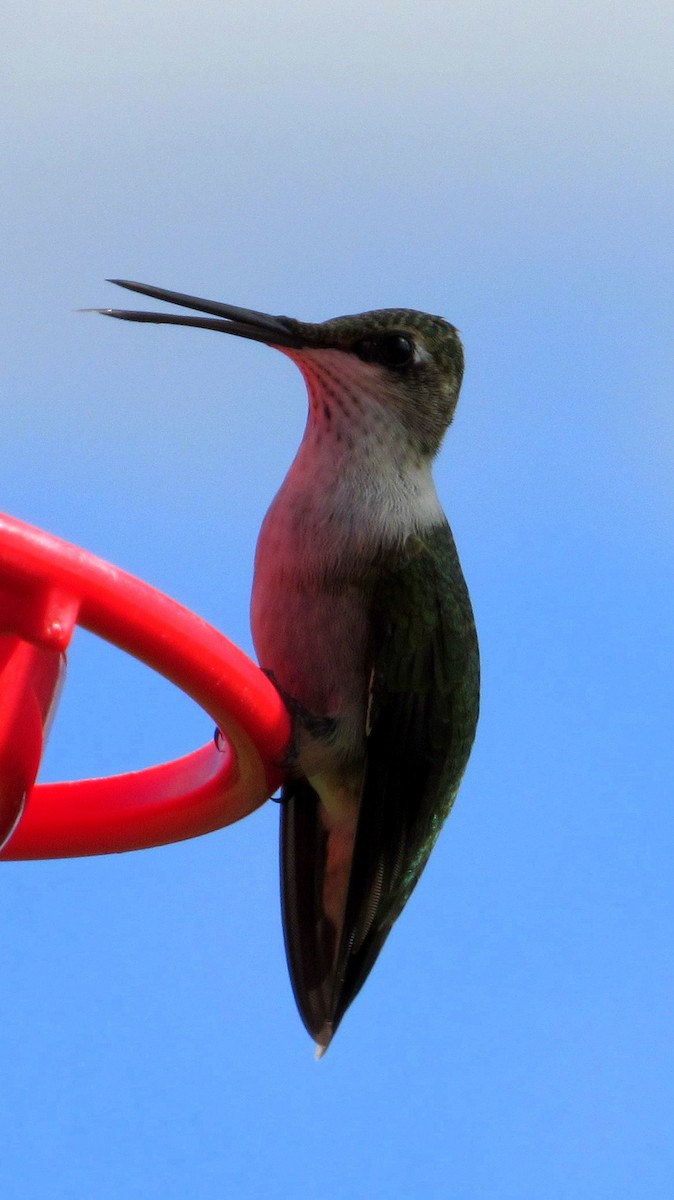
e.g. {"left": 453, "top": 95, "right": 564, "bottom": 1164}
{"left": 94, "top": 279, "right": 305, "bottom": 349}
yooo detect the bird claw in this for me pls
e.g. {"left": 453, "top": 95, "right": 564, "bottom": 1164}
{"left": 261, "top": 668, "right": 337, "bottom": 765}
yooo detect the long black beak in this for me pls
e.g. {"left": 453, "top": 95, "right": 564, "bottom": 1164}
{"left": 93, "top": 279, "right": 305, "bottom": 348}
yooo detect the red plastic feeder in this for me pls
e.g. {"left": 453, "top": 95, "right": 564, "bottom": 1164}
{"left": 0, "top": 512, "right": 291, "bottom": 860}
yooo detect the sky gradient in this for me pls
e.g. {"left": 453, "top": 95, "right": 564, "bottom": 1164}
{"left": 2, "top": 3, "right": 673, "bottom": 1197}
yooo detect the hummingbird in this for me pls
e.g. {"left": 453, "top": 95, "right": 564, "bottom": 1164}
{"left": 97, "top": 279, "right": 480, "bottom": 1054}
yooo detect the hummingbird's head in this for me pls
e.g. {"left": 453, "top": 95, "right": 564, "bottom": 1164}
{"left": 96, "top": 282, "right": 464, "bottom": 461}
{"left": 296, "top": 308, "right": 464, "bottom": 459}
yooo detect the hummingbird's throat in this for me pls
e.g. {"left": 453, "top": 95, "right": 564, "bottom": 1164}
{"left": 293, "top": 349, "right": 409, "bottom": 460}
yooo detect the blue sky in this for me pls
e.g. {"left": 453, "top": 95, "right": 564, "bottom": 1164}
{"left": 2, "top": 2, "right": 673, "bottom": 1196}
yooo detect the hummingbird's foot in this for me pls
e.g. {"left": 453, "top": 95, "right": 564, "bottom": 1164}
{"left": 261, "top": 669, "right": 337, "bottom": 769}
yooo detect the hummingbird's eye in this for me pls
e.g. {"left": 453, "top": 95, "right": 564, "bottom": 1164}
{"left": 353, "top": 334, "right": 415, "bottom": 368}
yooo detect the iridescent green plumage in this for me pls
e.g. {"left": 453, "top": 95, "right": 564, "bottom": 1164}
{"left": 281, "top": 522, "right": 479, "bottom": 1040}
